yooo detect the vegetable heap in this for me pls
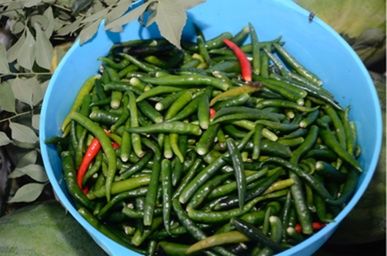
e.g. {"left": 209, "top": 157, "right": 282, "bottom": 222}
{"left": 51, "top": 24, "right": 362, "bottom": 255}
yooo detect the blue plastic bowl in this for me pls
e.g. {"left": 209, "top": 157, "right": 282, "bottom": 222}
{"left": 40, "top": 0, "right": 382, "bottom": 255}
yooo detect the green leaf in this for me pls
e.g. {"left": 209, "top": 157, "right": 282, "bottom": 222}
{"left": 10, "top": 20, "right": 25, "bottom": 34}
{"left": 2, "top": 2, "right": 24, "bottom": 12}
{"left": 9, "top": 164, "right": 48, "bottom": 182}
{"left": 79, "top": 18, "right": 101, "bottom": 44}
{"left": 0, "top": 131, "right": 12, "bottom": 146}
{"left": 10, "top": 76, "right": 43, "bottom": 107}
{"left": 34, "top": 23, "right": 53, "bottom": 70}
{"left": 56, "top": 18, "right": 82, "bottom": 36}
{"left": 24, "top": 0, "right": 42, "bottom": 7}
{"left": 32, "top": 114, "right": 40, "bottom": 130}
{"left": 16, "top": 150, "right": 38, "bottom": 168}
{"left": 10, "top": 77, "right": 37, "bottom": 107}
{"left": 10, "top": 122, "right": 39, "bottom": 144}
{"left": 16, "top": 29, "right": 35, "bottom": 70}
{"left": 105, "top": 1, "right": 151, "bottom": 30}
{"left": 81, "top": 8, "right": 109, "bottom": 24}
{"left": 0, "top": 81, "right": 16, "bottom": 113}
{"left": 106, "top": 0, "right": 133, "bottom": 24}
{"left": 43, "top": 6, "right": 55, "bottom": 37}
{"left": 54, "top": 18, "right": 69, "bottom": 31}
{"left": 72, "top": 0, "right": 93, "bottom": 14}
{"left": 180, "top": 0, "right": 205, "bottom": 9}
{"left": 7, "top": 32, "right": 25, "bottom": 63}
{"left": 155, "top": 0, "right": 187, "bottom": 49}
{"left": 30, "top": 15, "right": 49, "bottom": 31}
{"left": 8, "top": 183, "right": 45, "bottom": 203}
{"left": 32, "top": 82, "right": 44, "bottom": 106}
{"left": 0, "top": 44, "right": 10, "bottom": 73}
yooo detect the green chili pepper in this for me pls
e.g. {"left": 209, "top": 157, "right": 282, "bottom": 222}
{"left": 226, "top": 138, "right": 246, "bottom": 209}
{"left": 165, "top": 90, "right": 194, "bottom": 120}
{"left": 61, "top": 151, "right": 95, "bottom": 209}
{"left": 126, "top": 121, "right": 202, "bottom": 136}
{"left": 198, "top": 88, "right": 211, "bottom": 129}
{"left": 290, "top": 125, "right": 319, "bottom": 164}
{"left": 143, "top": 155, "right": 161, "bottom": 226}
{"left": 179, "top": 130, "right": 253, "bottom": 204}
{"left": 70, "top": 112, "right": 117, "bottom": 201}
{"left": 62, "top": 76, "right": 98, "bottom": 134}
{"left": 187, "top": 190, "right": 287, "bottom": 223}
{"left": 196, "top": 124, "right": 220, "bottom": 156}
{"left": 128, "top": 91, "right": 144, "bottom": 158}
{"left": 87, "top": 175, "right": 150, "bottom": 199}
{"left": 319, "top": 128, "right": 362, "bottom": 172}
{"left": 140, "top": 74, "right": 231, "bottom": 91}
{"left": 161, "top": 159, "right": 172, "bottom": 233}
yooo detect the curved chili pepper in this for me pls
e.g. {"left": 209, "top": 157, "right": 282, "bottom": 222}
{"left": 76, "top": 137, "right": 101, "bottom": 189}
{"left": 223, "top": 38, "right": 252, "bottom": 82}
{"left": 77, "top": 129, "right": 120, "bottom": 190}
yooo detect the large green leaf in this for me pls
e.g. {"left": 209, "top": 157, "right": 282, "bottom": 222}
{"left": 10, "top": 77, "right": 37, "bottom": 107}
{"left": 43, "top": 6, "right": 55, "bottom": 37}
{"left": 16, "top": 150, "right": 38, "bottom": 168}
{"left": 6, "top": 32, "right": 26, "bottom": 63}
{"left": 0, "top": 81, "right": 16, "bottom": 113}
{"left": 106, "top": 0, "right": 133, "bottom": 24}
{"left": 34, "top": 23, "right": 53, "bottom": 70}
{"left": 8, "top": 183, "right": 45, "bottom": 203}
{"left": 9, "top": 122, "right": 39, "bottom": 144}
{"left": 0, "top": 131, "right": 12, "bottom": 146}
{"left": 154, "top": 0, "right": 186, "bottom": 49}
{"left": 105, "top": 1, "right": 151, "bottom": 30}
{"left": 9, "top": 164, "right": 48, "bottom": 182}
{"left": 79, "top": 19, "right": 102, "bottom": 44}
{"left": 0, "top": 201, "right": 106, "bottom": 255}
{"left": 16, "top": 28, "right": 35, "bottom": 70}
{"left": 81, "top": 8, "right": 109, "bottom": 24}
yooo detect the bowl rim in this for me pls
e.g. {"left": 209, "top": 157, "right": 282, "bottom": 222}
{"left": 39, "top": 0, "right": 383, "bottom": 255}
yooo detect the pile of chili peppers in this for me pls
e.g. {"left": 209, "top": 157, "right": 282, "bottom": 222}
{"left": 50, "top": 23, "right": 362, "bottom": 256}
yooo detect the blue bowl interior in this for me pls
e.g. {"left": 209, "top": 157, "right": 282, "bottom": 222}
{"left": 40, "top": 0, "right": 382, "bottom": 255}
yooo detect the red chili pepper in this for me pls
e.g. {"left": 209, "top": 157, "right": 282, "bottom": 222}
{"left": 312, "top": 222, "right": 325, "bottom": 231}
{"left": 223, "top": 38, "right": 252, "bottom": 82}
{"left": 76, "top": 137, "right": 101, "bottom": 189}
{"left": 210, "top": 108, "right": 216, "bottom": 119}
{"left": 294, "top": 222, "right": 325, "bottom": 234}
{"left": 82, "top": 186, "right": 90, "bottom": 195}
{"left": 112, "top": 142, "right": 120, "bottom": 149}
{"left": 294, "top": 223, "right": 302, "bottom": 234}
{"left": 105, "top": 129, "right": 120, "bottom": 149}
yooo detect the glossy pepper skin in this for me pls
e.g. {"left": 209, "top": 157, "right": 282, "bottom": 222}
{"left": 76, "top": 138, "right": 101, "bottom": 189}
{"left": 223, "top": 38, "right": 252, "bottom": 82}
